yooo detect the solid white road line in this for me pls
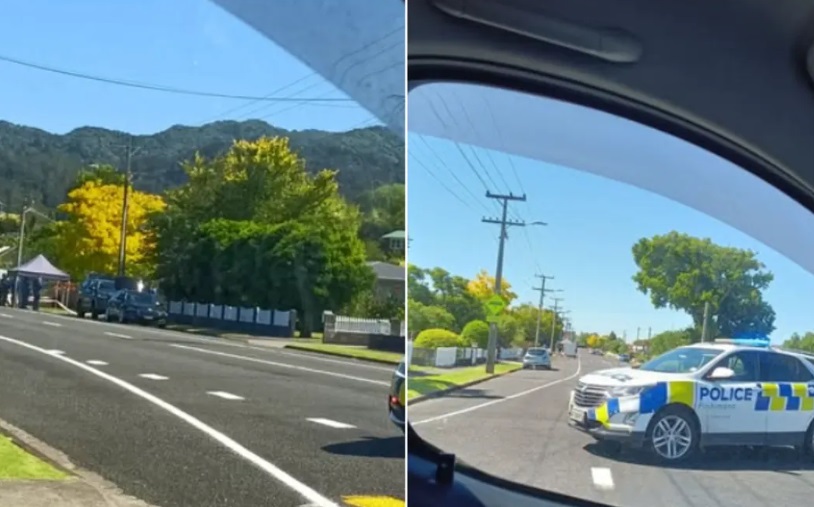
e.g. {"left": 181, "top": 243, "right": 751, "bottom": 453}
{"left": 412, "top": 356, "right": 583, "bottom": 426}
{"left": 0, "top": 334, "right": 340, "bottom": 507}
{"left": 104, "top": 331, "right": 132, "bottom": 339}
{"left": 207, "top": 391, "right": 245, "bottom": 401}
{"left": 42, "top": 321, "right": 62, "bottom": 327}
{"left": 306, "top": 418, "right": 356, "bottom": 429}
{"left": 86, "top": 360, "right": 108, "bottom": 366}
{"left": 591, "top": 467, "right": 615, "bottom": 490}
{"left": 170, "top": 344, "right": 389, "bottom": 387}
{"left": 46, "top": 349, "right": 65, "bottom": 355}
{"left": 139, "top": 373, "right": 169, "bottom": 380}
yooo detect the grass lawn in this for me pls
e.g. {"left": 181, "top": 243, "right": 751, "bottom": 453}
{"left": 284, "top": 343, "right": 402, "bottom": 364}
{"left": 0, "top": 436, "right": 68, "bottom": 480}
{"left": 407, "top": 362, "right": 522, "bottom": 399}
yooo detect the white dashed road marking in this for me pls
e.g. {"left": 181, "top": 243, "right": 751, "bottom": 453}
{"left": 307, "top": 418, "right": 356, "bottom": 429}
{"left": 207, "top": 391, "right": 245, "bottom": 401}
{"left": 46, "top": 349, "right": 65, "bottom": 355}
{"left": 591, "top": 467, "right": 615, "bottom": 490}
{"left": 139, "top": 373, "right": 169, "bottom": 380}
{"left": 42, "top": 321, "right": 62, "bottom": 327}
{"left": 86, "top": 360, "right": 108, "bottom": 366}
{"left": 104, "top": 331, "right": 132, "bottom": 339}
{"left": 0, "top": 313, "right": 12, "bottom": 318}
{"left": 170, "top": 344, "right": 389, "bottom": 387}
{"left": 0, "top": 334, "right": 339, "bottom": 507}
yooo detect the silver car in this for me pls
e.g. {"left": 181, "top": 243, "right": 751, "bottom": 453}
{"left": 522, "top": 347, "right": 551, "bottom": 370}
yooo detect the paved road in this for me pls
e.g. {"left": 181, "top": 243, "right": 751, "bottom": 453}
{"left": 0, "top": 307, "right": 404, "bottom": 507}
{"left": 410, "top": 350, "right": 814, "bottom": 507}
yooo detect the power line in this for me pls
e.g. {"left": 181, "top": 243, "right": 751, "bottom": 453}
{"left": 0, "top": 53, "right": 354, "bottom": 103}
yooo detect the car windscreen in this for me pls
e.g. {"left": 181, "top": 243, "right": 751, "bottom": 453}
{"left": 639, "top": 347, "right": 723, "bottom": 373}
{"left": 97, "top": 281, "right": 116, "bottom": 293}
{"left": 527, "top": 349, "right": 548, "bottom": 356}
{"left": 128, "top": 292, "right": 156, "bottom": 305}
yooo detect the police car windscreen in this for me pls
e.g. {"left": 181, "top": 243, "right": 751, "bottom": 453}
{"left": 639, "top": 346, "right": 722, "bottom": 373}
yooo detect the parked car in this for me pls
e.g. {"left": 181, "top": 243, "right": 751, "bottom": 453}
{"left": 75, "top": 276, "right": 117, "bottom": 319}
{"left": 105, "top": 289, "right": 167, "bottom": 327}
{"left": 618, "top": 353, "right": 631, "bottom": 362}
{"left": 388, "top": 360, "right": 406, "bottom": 431}
{"left": 522, "top": 347, "right": 552, "bottom": 370}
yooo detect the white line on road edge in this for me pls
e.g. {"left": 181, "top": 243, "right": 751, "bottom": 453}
{"left": 139, "top": 373, "right": 169, "bottom": 380}
{"left": 307, "top": 418, "right": 356, "bottom": 429}
{"left": 170, "top": 344, "right": 389, "bottom": 387}
{"left": 42, "top": 321, "right": 62, "bottom": 327}
{"left": 591, "top": 467, "right": 615, "bottom": 490}
{"left": 104, "top": 331, "right": 132, "bottom": 339}
{"left": 86, "top": 360, "right": 108, "bottom": 366}
{"left": 412, "top": 356, "right": 583, "bottom": 426}
{"left": 207, "top": 391, "right": 245, "bottom": 401}
{"left": 0, "top": 334, "right": 340, "bottom": 507}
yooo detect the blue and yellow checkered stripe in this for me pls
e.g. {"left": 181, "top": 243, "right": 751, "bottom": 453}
{"left": 587, "top": 381, "right": 695, "bottom": 425}
{"left": 754, "top": 383, "right": 814, "bottom": 412}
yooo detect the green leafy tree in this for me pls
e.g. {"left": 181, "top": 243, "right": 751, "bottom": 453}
{"left": 408, "top": 300, "right": 456, "bottom": 335}
{"left": 647, "top": 328, "right": 695, "bottom": 357}
{"left": 632, "top": 231, "right": 775, "bottom": 338}
{"left": 408, "top": 266, "right": 486, "bottom": 332}
{"left": 461, "top": 320, "right": 490, "bottom": 349}
{"left": 511, "top": 303, "right": 563, "bottom": 347}
{"left": 783, "top": 332, "right": 814, "bottom": 353}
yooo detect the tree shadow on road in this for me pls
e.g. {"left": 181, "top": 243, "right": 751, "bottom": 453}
{"left": 584, "top": 442, "right": 814, "bottom": 471}
{"left": 323, "top": 436, "right": 404, "bottom": 459}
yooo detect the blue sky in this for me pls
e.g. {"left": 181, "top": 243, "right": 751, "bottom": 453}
{"left": 0, "top": 0, "right": 384, "bottom": 135}
{"left": 408, "top": 85, "right": 814, "bottom": 344}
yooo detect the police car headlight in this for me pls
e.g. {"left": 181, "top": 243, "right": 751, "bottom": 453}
{"left": 607, "top": 385, "right": 649, "bottom": 397}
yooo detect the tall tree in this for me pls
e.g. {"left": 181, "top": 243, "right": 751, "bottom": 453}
{"left": 466, "top": 269, "right": 517, "bottom": 304}
{"left": 632, "top": 231, "right": 776, "bottom": 337}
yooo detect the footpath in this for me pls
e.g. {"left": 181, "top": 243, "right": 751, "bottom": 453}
{"left": 0, "top": 419, "right": 155, "bottom": 507}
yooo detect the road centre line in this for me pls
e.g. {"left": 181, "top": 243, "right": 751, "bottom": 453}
{"left": 139, "top": 373, "right": 169, "bottom": 380}
{"left": 169, "top": 344, "right": 389, "bottom": 387}
{"left": 46, "top": 349, "right": 65, "bottom": 355}
{"left": 0, "top": 334, "right": 340, "bottom": 507}
{"left": 42, "top": 321, "right": 62, "bottom": 327}
{"left": 0, "top": 313, "right": 12, "bottom": 318}
{"left": 86, "top": 360, "right": 108, "bottom": 366}
{"left": 412, "top": 356, "right": 583, "bottom": 426}
{"left": 104, "top": 331, "right": 132, "bottom": 339}
{"left": 591, "top": 467, "right": 615, "bottom": 490}
{"left": 207, "top": 391, "right": 245, "bottom": 401}
{"left": 307, "top": 418, "right": 356, "bottom": 429}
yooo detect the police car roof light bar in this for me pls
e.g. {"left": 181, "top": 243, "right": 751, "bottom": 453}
{"left": 714, "top": 337, "right": 771, "bottom": 348}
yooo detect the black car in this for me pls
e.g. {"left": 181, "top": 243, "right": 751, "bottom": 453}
{"left": 105, "top": 289, "right": 167, "bottom": 327}
{"left": 75, "top": 276, "right": 117, "bottom": 319}
{"left": 388, "top": 360, "right": 406, "bottom": 432}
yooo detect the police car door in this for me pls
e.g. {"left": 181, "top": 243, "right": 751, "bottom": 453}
{"left": 698, "top": 350, "right": 765, "bottom": 446}
{"left": 758, "top": 352, "right": 814, "bottom": 448}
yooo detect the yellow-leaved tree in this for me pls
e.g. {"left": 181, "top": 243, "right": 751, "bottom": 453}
{"left": 467, "top": 269, "right": 517, "bottom": 305}
{"left": 52, "top": 176, "right": 165, "bottom": 279}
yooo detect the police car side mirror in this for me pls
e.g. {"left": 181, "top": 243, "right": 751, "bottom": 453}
{"left": 708, "top": 366, "right": 735, "bottom": 380}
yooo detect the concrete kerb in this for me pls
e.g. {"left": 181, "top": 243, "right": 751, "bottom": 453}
{"left": 283, "top": 344, "right": 401, "bottom": 366}
{"left": 0, "top": 418, "right": 158, "bottom": 506}
{"left": 408, "top": 364, "right": 522, "bottom": 405}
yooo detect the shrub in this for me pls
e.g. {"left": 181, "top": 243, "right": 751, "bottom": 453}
{"left": 461, "top": 320, "right": 489, "bottom": 348}
{"left": 415, "top": 328, "right": 464, "bottom": 348}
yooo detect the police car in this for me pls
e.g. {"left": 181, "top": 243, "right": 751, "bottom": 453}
{"left": 568, "top": 338, "right": 814, "bottom": 462}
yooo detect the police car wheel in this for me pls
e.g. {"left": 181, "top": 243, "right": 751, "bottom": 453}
{"left": 648, "top": 407, "right": 698, "bottom": 462}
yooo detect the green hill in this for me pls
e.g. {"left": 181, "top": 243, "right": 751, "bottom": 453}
{"left": 0, "top": 119, "right": 404, "bottom": 210}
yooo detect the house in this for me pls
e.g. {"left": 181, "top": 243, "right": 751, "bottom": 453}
{"left": 367, "top": 261, "right": 405, "bottom": 302}
{"left": 381, "top": 230, "right": 406, "bottom": 254}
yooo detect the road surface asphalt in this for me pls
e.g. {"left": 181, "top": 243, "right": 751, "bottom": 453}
{"left": 0, "top": 307, "right": 404, "bottom": 507}
{"left": 409, "top": 349, "right": 814, "bottom": 507}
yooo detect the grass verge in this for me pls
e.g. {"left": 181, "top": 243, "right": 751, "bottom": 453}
{"left": 284, "top": 343, "right": 402, "bottom": 365}
{"left": 408, "top": 362, "right": 522, "bottom": 400}
{"left": 0, "top": 435, "right": 68, "bottom": 480}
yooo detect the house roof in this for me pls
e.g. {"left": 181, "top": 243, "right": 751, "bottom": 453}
{"left": 381, "top": 230, "right": 405, "bottom": 240}
{"left": 367, "top": 261, "right": 405, "bottom": 281}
